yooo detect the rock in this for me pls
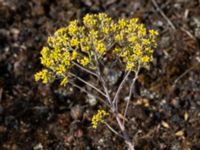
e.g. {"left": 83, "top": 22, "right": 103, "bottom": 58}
{"left": 87, "top": 94, "right": 97, "bottom": 106}
{"left": 103, "top": 67, "right": 122, "bottom": 86}
{"left": 192, "top": 17, "right": 200, "bottom": 38}
{"left": 160, "top": 36, "right": 170, "bottom": 49}
{"left": 153, "top": 20, "right": 164, "bottom": 27}
{"left": 33, "top": 143, "right": 43, "bottom": 150}
{"left": 10, "top": 28, "right": 20, "bottom": 41}
{"left": 74, "top": 129, "right": 83, "bottom": 138}
{"left": 195, "top": 27, "right": 200, "bottom": 38}
{"left": 170, "top": 140, "right": 181, "bottom": 150}
{"left": 32, "top": 106, "right": 48, "bottom": 115}
{"left": 193, "top": 17, "right": 200, "bottom": 27}
{"left": 70, "top": 105, "right": 83, "bottom": 120}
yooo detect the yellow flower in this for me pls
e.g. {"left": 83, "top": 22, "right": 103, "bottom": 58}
{"left": 121, "top": 51, "right": 128, "bottom": 57}
{"left": 70, "top": 38, "right": 79, "bottom": 47}
{"left": 98, "top": 13, "right": 108, "bottom": 20}
{"left": 35, "top": 69, "right": 50, "bottom": 84}
{"left": 60, "top": 77, "right": 68, "bottom": 86}
{"left": 149, "top": 29, "right": 158, "bottom": 36}
{"left": 102, "top": 27, "right": 109, "bottom": 34}
{"left": 118, "top": 19, "right": 127, "bottom": 29}
{"left": 141, "top": 55, "right": 150, "bottom": 63}
{"left": 71, "top": 51, "right": 78, "bottom": 60}
{"left": 91, "top": 109, "right": 109, "bottom": 129}
{"left": 83, "top": 14, "right": 96, "bottom": 27}
{"left": 137, "top": 24, "right": 146, "bottom": 36}
{"left": 35, "top": 13, "right": 158, "bottom": 85}
{"left": 128, "top": 35, "right": 137, "bottom": 43}
{"left": 110, "top": 24, "right": 117, "bottom": 32}
{"left": 89, "top": 30, "right": 98, "bottom": 39}
{"left": 68, "top": 20, "right": 78, "bottom": 35}
{"left": 126, "top": 62, "right": 135, "bottom": 71}
{"left": 80, "top": 56, "right": 89, "bottom": 66}
{"left": 113, "top": 47, "right": 120, "bottom": 53}
{"left": 142, "top": 39, "right": 151, "bottom": 45}
{"left": 56, "top": 65, "right": 66, "bottom": 75}
{"left": 145, "top": 48, "right": 153, "bottom": 54}
{"left": 115, "top": 33, "right": 123, "bottom": 41}
{"left": 129, "top": 18, "right": 138, "bottom": 24}
{"left": 55, "top": 27, "right": 68, "bottom": 36}
{"left": 47, "top": 36, "right": 54, "bottom": 45}
{"left": 82, "top": 46, "right": 90, "bottom": 52}
{"left": 80, "top": 37, "right": 89, "bottom": 43}
{"left": 96, "top": 41, "right": 106, "bottom": 55}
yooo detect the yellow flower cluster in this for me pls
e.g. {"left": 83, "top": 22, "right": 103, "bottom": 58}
{"left": 35, "top": 69, "right": 54, "bottom": 84}
{"left": 35, "top": 13, "right": 158, "bottom": 85}
{"left": 91, "top": 109, "right": 109, "bottom": 129}
{"left": 113, "top": 19, "right": 158, "bottom": 71}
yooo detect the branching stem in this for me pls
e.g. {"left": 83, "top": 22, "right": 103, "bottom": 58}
{"left": 72, "top": 61, "right": 99, "bottom": 78}
{"left": 68, "top": 80, "right": 110, "bottom": 107}
{"left": 103, "top": 121, "right": 123, "bottom": 138}
{"left": 123, "top": 65, "right": 140, "bottom": 125}
{"left": 69, "top": 72, "right": 107, "bottom": 98}
{"left": 113, "top": 71, "right": 131, "bottom": 111}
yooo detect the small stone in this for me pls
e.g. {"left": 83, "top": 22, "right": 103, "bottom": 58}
{"left": 84, "top": 0, "right": 93, "bottom": 6}
{"left": 87, "top": 94, "right": 97, "bottom": 106}
{"left": 160, "top": 36, "right": 170, "bottom": 48}
{"left": 74, "top": 129, "right": 83, "bottom": 138}
{"left": 195, "top": 27, "right": 200, "bottom": 38}
{"left": 161, "top": 121, "right": 170, "bottom": 128}
{"left": 98, "top": 138, "right": 104, "bottom": 144}
{"left": 10, "top": 28, "right": 20, "bottom": 40}
{"left": 154, "top": 20, "right": 164, "bottom": 27}
{"left": 171, "top": 97, "right": 180, "bottom": 108}
{"left": 70, "top": 105, "right": 83, "bottom": 120}
{"left": 11, "top": 144, "right": 19, "bottom": 150}
{"left": 184, "top": 112, "right": 189, "bottom": 121}
{"left": 32, "top": 106, "right": 48, "bottom": 115}
{"left": 193, "top": 17, "right": 200, "bottom": 27}
{"left": 103, "top": 67, "right": 122, "bottom": 86}
{"left": 171, "top": 141, "right": 181, "bottom": 150}
{"left": 175, "top": 130, "right": 184, "bottom": 137}
{"left": 33, "top": 143, "right": 43, "bottom": 150}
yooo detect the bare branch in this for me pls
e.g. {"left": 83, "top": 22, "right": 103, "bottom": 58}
{"left": 116, "top": 115, "right": 135, "bottom": 150}
{"left": 173, "top": 62, "right": 199, "bottom": 86}
{"left": 103, "top": 121, "right": 123, "bottom": 138}
{"left": 69, "top": 72, "right": 107, "bottom": 98}
{"left": 93, "top": 52, "right": 113, "bottom": 105}
{"left": 151, "top": 0, "right": 176, "bottom": 30}
{"left": 68, "top": 81, "right": 110, "bottom": 107}
{"left": 123, "top": 66, "right": 140, "bottom": 125}
{"left": 72, "top": 61, "right": 99, "bottom": 78}
{"left": 180, "top": 27, "right": 196, "bottom": 40}
{"left": 113, "top": 71, "right": 131, "bottom": 110}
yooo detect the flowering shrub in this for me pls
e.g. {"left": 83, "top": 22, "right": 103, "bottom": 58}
{"left": 35, "top": 13, "right": 158, "bottom": 150}
{"left": 35, "top": 13, "right": 157, "bottom": 85}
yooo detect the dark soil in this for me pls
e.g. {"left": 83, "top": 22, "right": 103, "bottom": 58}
{"left": 1, "top": 0, "right": 200, "bottom": 149}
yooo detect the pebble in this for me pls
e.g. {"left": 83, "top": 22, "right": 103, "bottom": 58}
{"left": 87, "top": 94, "right": 97, "bottom": 106}
{"left": 103, "top": 67, "right": 122, "bottom": 86}
{"left": 70, "top": 105, "right": 83, "bottom": 120}
{"left": 33, "top": 143, "right": 43, "bottom": 150}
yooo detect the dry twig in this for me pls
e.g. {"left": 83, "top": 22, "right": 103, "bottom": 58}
{"left": 151, "top": 0, "right": 176, "bottom": 30}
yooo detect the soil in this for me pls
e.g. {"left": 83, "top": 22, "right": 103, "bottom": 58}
{"left": 0, "top": 0, "right": 200, "bottom": 149}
